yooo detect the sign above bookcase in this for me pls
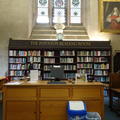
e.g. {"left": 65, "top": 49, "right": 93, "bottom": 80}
{"left": 9, "top": 39, "right": 111, "bottom": 49}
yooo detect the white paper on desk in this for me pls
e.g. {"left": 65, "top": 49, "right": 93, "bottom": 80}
{"left": 6, "top": 81, "right": 23, "bottom": 85}
{"left": 30, "top": 70, "right": 39, "bottom": 81}
{"left": 69, "top": 101, "right": 85, "bottom": 110}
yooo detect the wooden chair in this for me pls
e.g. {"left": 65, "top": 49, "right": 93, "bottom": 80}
{"left": 109, "top": 73, "right": 120, "bottom": 115}
{"left": 0, "top": 76, "right": 11, "bottom": 102}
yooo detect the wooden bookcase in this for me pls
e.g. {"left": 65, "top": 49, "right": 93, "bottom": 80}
{"left": 8, "top": 39, "right": 112, "bottom": 83}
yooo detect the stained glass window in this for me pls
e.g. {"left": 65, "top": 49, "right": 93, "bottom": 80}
{"left": 70, "top": 0, "right": 81, "bottom": 23}
{"left": 53, "top": 0, "right": 66, "bottom": 23}
{"left": 37, "top": 0, "right": 81, "bottom": 24}
{"left": 37, "top": 0, "right": 49, "bottom": 23}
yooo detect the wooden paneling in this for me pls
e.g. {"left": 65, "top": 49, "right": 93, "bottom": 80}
{"left": 40, "top": 88, "right": 69, "bottom": 98}
{"left": 84, "top": 100, "right": 104, "bottom": 118}
{"left": 6, "top": 101, "right": 37, "bottom": 120}
{"left": 72, "top": 87, "right": 101, "bottom": 99}
{"left": 3, "top": 82, "right": 104, "bottom": 120}
{"left": 40, "top": 100, "right": 67, "bottom": 120}
{"left": 5, "top": 87, "right": 37, "bottom": 100}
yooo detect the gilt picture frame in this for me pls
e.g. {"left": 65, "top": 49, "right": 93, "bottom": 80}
{"left": 99, "top": 0, "right": 120, "bottom": 33}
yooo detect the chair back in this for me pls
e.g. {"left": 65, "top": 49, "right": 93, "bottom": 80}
{"left": 109, "top": 73, "right": 120, "bottom": 88}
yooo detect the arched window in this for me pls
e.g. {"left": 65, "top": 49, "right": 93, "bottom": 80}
{"left": 37, "top": 0, "right": 81, "bottom": 24}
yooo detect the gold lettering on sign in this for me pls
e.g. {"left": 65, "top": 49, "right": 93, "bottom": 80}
{"left": 30, "top": 41, "right": 91, "bottom": 47}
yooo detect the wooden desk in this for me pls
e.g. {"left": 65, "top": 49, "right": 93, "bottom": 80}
{"left": 3, "top": 81, "right": 104, "bottom": 120}
{"left": 0, "top": 76, "right": 6, "bottom": 91}
{"left": 0, "top": 77, "right": 6, "bottom": 102}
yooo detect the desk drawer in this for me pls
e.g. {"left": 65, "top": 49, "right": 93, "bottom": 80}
{"left": 72, "top": 87, "right": 101, "bottom": 99}
{"left": 5, "top": 87, "right": 37, "bottom": 100}
{"left": 40, "top": 88, "right": 69, "bottom": 98}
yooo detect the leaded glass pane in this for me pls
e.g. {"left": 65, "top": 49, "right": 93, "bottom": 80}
{"left": 54, "top": 0, "right": 65, "bottom": 8}
{"left": 53, "top": 0, "right": 66, "bottom": 23}
{"left": 36, "top": 0, "right": 82, "bottom": 24}
{"left": 38, "top": 0, "right": 48, "bottom": 7}
{"left": 71, "top": 17, "right": 80, "bottom": 23}
{"left": 37, "top": 16, "right": 49, "bottom": 23}
{"left": 38, "top": 8, "right": 48, "bottom": 16}
{"left": 71, "top": 9, "right": 81, "bottom": 17}
{"left": 71, "top": 0, "right": 81, "bottom": 8}
{"left": 53, "top": 17, "right": 65, "bottom": 23}
{"left": 37, "top": 0, "right": 49, "bottom": 23}
{"left": 54, "top": 9, "right": 65, "bottom": 16}
{"left": 70, "top": 0, "right": 81, "bottom": 23}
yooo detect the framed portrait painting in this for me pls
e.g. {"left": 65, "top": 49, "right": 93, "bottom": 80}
{"left": 99, "top": 0, "right": 120, "bottom": 33}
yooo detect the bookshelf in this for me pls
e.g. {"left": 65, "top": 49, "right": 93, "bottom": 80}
{"left": 77, "top": 50, "right": 94, "bottom": 81}
{"left": 60, "top": 50, "right": 76, "bottom": 79}
{"left": 9, "top": 50, "right": 27, "bottom": 79}
{"left": 43, "top": 50, "right": 56, "bottom": 79}
{"left": 8, "top": 39, "right": 111, "bottom": 83}
{"left": 93, "top": 50, "right": 110, "bottom": 82}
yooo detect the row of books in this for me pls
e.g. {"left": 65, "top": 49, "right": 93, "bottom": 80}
{"left": 77, "top": 63, "right": 93, "bottom": 68}
{"left": 9, "top": 64, "right": 110, "bottom": 71}
{"left": 9, "top": 58, "right": 109, "bottom": 64}
{"left": 77, "top": 69, "right": 93, "bottom": 75}
{"left": 10, "top": 71, "right": 41, "bottom": 77}
{"left": 94, "top": 51, "right": 110, "bottom": 56}
{"left": 63, "top": 65, "right": 76, "bottom": 70}
{"left": 44, "top": 51, "right": 54, "bottom": 56}
{"left": 9, "top": 50, "right": 110, "bottom": 57}
{"left": 27, "top": 57, "right": 41, "bottom": 62}
{"left": 94, "top": 64, "right": 109, "bottom": 69}
{"left": 77, "top": 51, "right": 110, "bottom": 56}
{"left": 94, "top": 57, "right": 108, "bottom": 62}
{"left": 28, "top": 63, "right": 41, "bottom": 69}
{"left": 9, "top": 57, "right": 41, "bottom": 63}
{"left": 43, "top": 65, "right": 76, "bottom": 71}
{"left": 65, "top": 73, "right": 75, "bottom": 79}
{"left": 60, "top": 58, "right": 74, "bottom": 63}
{"left": 77, "top": 57, "right": 109, "bottom": 63}
{"left": 9, "top": 58, "right": 27, "bottom": 63}
{"left": 10, "top": 70, "right": 25, "bottom": 76}
{"left": 94, "top": 70, "right": 108, "bottom": 76}
{"left": 60, "top": 50, "right": 75, "bottom": 56}
{"left": 77, "top": 51, "right": 93, "bottom": 56}
{"left": 94, "top": 76, "right": 109, "bottom": 82}
{"left": 9, "top": 50, "right": 27, "bottom": 56}
{"left": 77, "top": 57, "right": 93, "bottom": 62}
{"left": 28, "top": 50, "right": 41, "bottom": 56}
{"left": 44, "top": 58, "right": 55, "bottom": 63}
{"left": 9, "top": 64, "right": 27, "bottom": 70}
{"left": 10, "top": 63, "right": 41, "bottom": 70}
{"left": 9, "top": 50, "right": 41, "bottom": 56}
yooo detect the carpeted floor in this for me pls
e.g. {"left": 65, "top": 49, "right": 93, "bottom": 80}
{"left": 0, "top": 103, "right": 2, "bottom": 120}
{"left": 104, "top": 97, "right": 120, "bottom": 120}
{"left": 0, "top": 97, "right": 120, "bottom": 120}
